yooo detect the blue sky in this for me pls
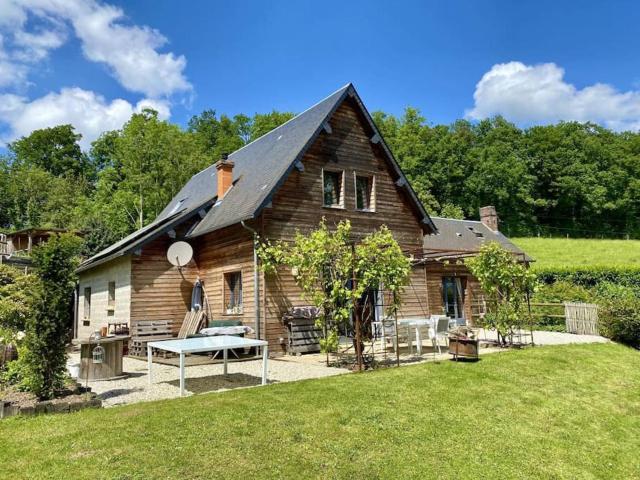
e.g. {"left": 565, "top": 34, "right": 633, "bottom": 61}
{"left": 1, "top": 0, "right": 639, "bottom": 148}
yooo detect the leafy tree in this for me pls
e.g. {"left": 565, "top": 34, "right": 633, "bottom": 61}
{"left": 257, "top": 219, "right": 410, "bottom": 368}
{"left": 0, "top": 265, "right": 41, "bottom": 346}
{"left": 466, "top": 242, "right": 537, "bottom": 346}
{"left": 17, "top": 233, "right": 83, "bottom": 399}
{"left": 8, "top": 125, "right": 94, "bottom": 180}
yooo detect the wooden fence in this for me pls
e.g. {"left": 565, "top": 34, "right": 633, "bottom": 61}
{"left": 564, "top": 302, "right": 599, "bottom": 335}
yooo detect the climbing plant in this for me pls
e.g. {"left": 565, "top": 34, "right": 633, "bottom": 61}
{"left": 257, "top": 219, "right": 410, "bottom": 361}
{"left": 466, "top": 242, "right": 537, "bottom": 346}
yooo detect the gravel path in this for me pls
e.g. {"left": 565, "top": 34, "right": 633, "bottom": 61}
{"left": 478, "top": 329, "right": 609, "bottom": 345}
{"left": 68, "top": 353, "right": 350, "bottom": 407}
{"left": 68, "top": 330, "right": 608, "bottom": 407}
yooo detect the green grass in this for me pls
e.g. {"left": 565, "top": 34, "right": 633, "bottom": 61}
{"left": 1, "top": 344, "right": 640, "bottom": 479}
{"left": 513, "top": 237, "right": 640, "bottom": 269}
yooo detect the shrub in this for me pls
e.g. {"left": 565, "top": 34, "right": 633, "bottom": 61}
{"left": 596, "top": 284, "right": 640, "bottom": 348}
{"left": 17, "top": 233, "right": 83, "bottom": 399}
{"left": 535, "top": 266, "right": 640, "bottom": 288}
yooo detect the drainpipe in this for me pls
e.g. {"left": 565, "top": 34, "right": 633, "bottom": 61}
{"left": 240, "top": 221, "right": 261, "bottom": 342}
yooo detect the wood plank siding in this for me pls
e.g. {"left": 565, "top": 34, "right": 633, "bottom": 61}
{"left": 130, "top": 236, "right": 198, "bottom": 335}
{"left": 262, "top": 99, "right": 428, "bottom": 352}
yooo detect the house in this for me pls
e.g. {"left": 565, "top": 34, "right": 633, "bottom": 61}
{"left": 421, "top": 208, "right": 531, "bottom": 324}
{"left": 75, "top": 84, "right": 529, "bottom": 353}
{"left": 0, "top": 227, "right": 76, "bottom": 269}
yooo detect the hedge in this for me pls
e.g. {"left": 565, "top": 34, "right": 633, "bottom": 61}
{"left": 534, "top": 266, "right": 640, "bottom": 289}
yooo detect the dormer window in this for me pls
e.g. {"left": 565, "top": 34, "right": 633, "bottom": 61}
{"left": 323, "top": 169, "right": 344, "bottom": 208}
{"left": 466, "top": 226, "right": 484, "bottom": 238}
{"left": 169, "top": 198, "right": 186, "bottom": 215}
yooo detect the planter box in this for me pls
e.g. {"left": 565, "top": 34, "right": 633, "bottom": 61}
{"left": 448, "top": 337, "right": 479, "bottom": 360}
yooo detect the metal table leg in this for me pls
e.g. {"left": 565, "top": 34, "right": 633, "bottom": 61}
{"left": 179, "top": 352, "right": 185, "bottom": 397}
{"left": 147, "top": 346, "right": 153, "bottom": 385}
{"left": 223, "top": 347, "right": 228, "bottom": 376}
{"left": 262, "top": 345, "right": 269, "bottom": 385}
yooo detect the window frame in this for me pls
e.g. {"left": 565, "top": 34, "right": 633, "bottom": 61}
{"left": 322, "top": 168, "right": 345, "bottom": 209}
{"left": 83, "top": 287, "right": 92, "bottom": 321}
{"left": 107, "top": 281, "right": 116, "bottom": 310}
{"left": 354, "top": 172, "right": 375, "bottom": 212}
{"left": 223, "top": 271, "right": 243, "bottom": 315}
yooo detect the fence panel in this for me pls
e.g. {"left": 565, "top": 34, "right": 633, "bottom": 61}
{"left": 564, "top": 302, "right": 599, "bottom": 335}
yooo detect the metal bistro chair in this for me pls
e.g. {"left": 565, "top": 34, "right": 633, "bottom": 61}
{"left": 381, "top": 318, "right": 411, "bottom": 354}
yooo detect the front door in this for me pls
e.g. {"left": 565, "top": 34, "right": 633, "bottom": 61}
{"left": 442, "top": 277, "right": 465, "bottom": 319}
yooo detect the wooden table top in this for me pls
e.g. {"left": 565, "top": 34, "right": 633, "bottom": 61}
{"left": 72, "top": 335, "right": 131, "bottom": 345}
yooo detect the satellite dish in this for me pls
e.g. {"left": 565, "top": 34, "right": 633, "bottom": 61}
{"left": 167, "top": 241, "right": 193, "bottom": 267}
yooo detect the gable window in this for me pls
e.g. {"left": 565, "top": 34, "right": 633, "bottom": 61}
{"left": 355, "top": 174, "right": 374, "bottom": 211}
{"left": 224, "top": 271, "right": 243, "bottom": 314}
{"left": 108, "top": 281, "right": 116, "bottom": 311}
{"left": 323, "top": 170, "right": 343, "bottom": 208}
{"left": 83, "top": 287, "right": 91, "bottom": 326}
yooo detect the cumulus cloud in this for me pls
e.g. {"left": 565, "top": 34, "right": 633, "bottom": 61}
{"left": 466, "top": 62, "right": 640, "bottom": 131}
{"left": 0, "top": 87, "right": 170, "bottom": 148}
{"left": 0, "top": 0, "right": 191, "bottom": 97}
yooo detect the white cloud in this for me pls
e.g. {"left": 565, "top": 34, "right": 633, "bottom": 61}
{"left": 1, "top": 0, "right": 191, "bottom": 97}
{"left": 0, "top": 87, "right": 170, "bottom": 148}
{"left": 466, "top": 61, "right": 640, "bottom": 131}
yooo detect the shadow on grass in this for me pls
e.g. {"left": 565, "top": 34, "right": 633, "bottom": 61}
{"left": 164, "top": 373, "right": 278, "bottom": 394}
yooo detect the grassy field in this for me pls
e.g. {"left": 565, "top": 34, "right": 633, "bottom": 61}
{"left": 1, "top": 344, "right": 639, "bottom": 479}
{"left": 512, "top": 237, "right": 640, "bottom": 269}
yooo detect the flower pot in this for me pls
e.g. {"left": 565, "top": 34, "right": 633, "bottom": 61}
{"left": 448, "top": 337, "right": 479, "bottom": 360}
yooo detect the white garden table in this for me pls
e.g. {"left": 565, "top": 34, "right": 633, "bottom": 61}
{"left": 397, "top": 318, "right": 434, "bottom": 355}
{"left": 147, "top": 336, "right": 269, "bottom": 397}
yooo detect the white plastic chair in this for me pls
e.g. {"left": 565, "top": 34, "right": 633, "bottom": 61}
{"left": 432, "top": 316, "right": 450, "bottom": 354}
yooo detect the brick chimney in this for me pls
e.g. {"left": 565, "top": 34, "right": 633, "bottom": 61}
{"left": 479, "top": 206, "right": 499, "bottom": 231}
{"left": 215, "top": 153, "right": 234, "bottom": 199}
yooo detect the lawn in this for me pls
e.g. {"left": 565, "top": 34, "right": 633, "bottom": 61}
{"left": 512, "top": 237, "right": 640, "bottom": 269}
{"left": 1, "top": 344, "right": 639, "bottom": 479}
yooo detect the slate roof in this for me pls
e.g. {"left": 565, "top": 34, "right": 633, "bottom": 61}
{"left": 423, "top": 217, "right": 532, "bottom": 262}
{"left": 78, "top": 83, "right": 435, "bottom": 272}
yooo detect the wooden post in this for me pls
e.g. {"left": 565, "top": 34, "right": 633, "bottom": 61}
{"left": 394, "top": 292, "right": 400, "bottom": 367}
{"left": 352, "top": 243, "right": 363, "bottom": 372}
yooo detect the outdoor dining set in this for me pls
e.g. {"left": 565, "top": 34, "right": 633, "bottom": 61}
{"left": 372, "top": 315, "right": 466, "bottom": 356}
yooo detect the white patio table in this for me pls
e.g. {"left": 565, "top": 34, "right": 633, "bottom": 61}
{"left": 147, "top": 335, "right": 269, "bottom": 397}
{"left": 397, "top": 318, "right": 434, "bottom": 355}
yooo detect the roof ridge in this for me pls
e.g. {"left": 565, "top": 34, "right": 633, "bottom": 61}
{"left": 226, "top": 83, "right": 352, "bottom": 160}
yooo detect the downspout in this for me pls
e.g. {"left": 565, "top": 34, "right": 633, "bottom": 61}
{"left": 240, "top": 221, "right": 261, "bottom": 342}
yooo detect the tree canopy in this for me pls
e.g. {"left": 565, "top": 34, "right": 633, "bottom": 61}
{"left": 1, "top": 103, "right": 639, "bottom": 261}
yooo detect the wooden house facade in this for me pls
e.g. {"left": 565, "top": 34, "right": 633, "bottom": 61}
{"left": 75, "top": 84, "right": 529, "bottom": 353}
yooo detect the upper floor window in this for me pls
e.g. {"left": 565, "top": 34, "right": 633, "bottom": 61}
{"left": 355, "top": 174, "right": 374, "bottom": 211}
{"left": 323, "top": 170, "right": 343, "bottom": 208}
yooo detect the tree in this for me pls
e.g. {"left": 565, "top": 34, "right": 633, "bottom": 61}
{"left": 8, "top": 125, "right": 94, "bottom": 180}
{"left": 0, "top": 265, "right": 41, "bottom": 347}
{"left": 257, "top": 219, "right": 411, "bottom": 368}
{"left": 466, "top": 242, "right": 537, "bottom": 346}
{"left": 18, "top": 233, "right": 83, "bottom": 399}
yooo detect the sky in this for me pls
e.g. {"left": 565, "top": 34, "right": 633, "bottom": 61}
{"left": 0, "top": 0, "right": 639, "bottom": 149}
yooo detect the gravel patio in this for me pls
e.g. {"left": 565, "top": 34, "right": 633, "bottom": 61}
{"left": 68, "top": 330, "right": 608, "bottom": 407}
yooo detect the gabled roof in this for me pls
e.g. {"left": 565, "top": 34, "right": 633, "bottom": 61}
{"left": 423, "top": 217, "right": 532, "bottom": 262}
{"left": 78, "top": 83, "right": 435, "bottom": 272}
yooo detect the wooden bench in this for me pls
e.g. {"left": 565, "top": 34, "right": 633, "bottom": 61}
{"left": 129, "top": 320, "right": 175, "bottom": 357}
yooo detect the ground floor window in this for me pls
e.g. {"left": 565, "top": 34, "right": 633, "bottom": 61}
{"left": 224, "top": 271, "right": 243, "bottom": 314}
{"left": 83, "top": 287, "right": 91, "bottom": 326}
{"left": 442, "top": 277, "right": 465, "bottom": 319}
